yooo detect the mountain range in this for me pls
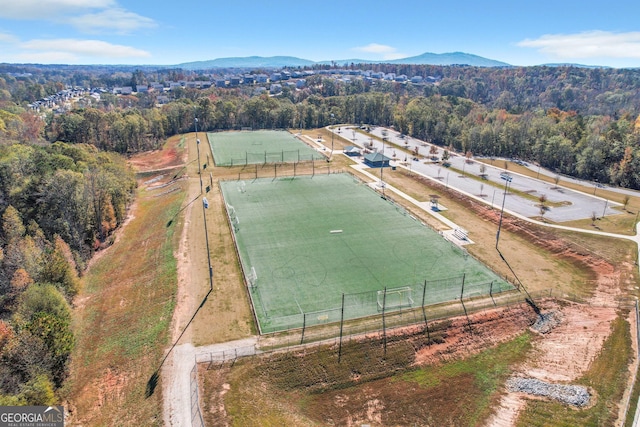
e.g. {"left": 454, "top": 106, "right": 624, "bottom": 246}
{"left": 176, "top": 52, "right": 511, "bottom": 70}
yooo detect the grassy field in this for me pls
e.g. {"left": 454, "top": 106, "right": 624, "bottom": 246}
{"left": 220, "top": 173, "right": 511, "bottom": 333}
{"left": 202, "top": 321, "right": 533, "bottom": 426}
{"left": 205, "top": 313, "right": 632, "bottom": 426}
{"left": 379, "top": 167, "right": 603, "bottom": 298}
{"left": 207, "top": 130, "right": 322, "bottom": 166}
{"left": 65, "top": 138, "right": 186, "bottom": 425}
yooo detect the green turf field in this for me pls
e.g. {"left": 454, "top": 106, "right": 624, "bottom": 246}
{"left": 220, "top": 173, "right": 512, "bottom": 333}
{"left": 207, "top": 130, "right": 323, "bottom": 166}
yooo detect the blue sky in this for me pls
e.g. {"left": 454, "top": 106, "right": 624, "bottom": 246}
{"left": 1, "top": 0, "right": 639, "bottom": 67}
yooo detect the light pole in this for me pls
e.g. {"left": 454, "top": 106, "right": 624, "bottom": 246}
{"left": 380, "top": 137, "right": 386, "bottom": 198}
{"left": 195, "top": 115, "right": 213, "bottom": 291}
{"left": 496, "top": 175, "right": 512, "bottom": 248}
{"left": 195, "top": 117, "right": 203, "bottom": 194}
{"left": 330, "top": 113, "right": 335, "bottom": 159}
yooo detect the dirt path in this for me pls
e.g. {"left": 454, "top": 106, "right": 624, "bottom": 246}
{"left": 161, "top": 133, "right": 258, "bottom": 426}
{"left": 162, "top": 134, "right": 203, "bottom": 427}
{"left": 486, "top": 263, "right": 627, "bottom": 426}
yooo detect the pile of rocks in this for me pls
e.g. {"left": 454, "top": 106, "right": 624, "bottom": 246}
{"left": 507, "top": 377, "right": 590, "bottom": 407}
{"left": 531, "top": 310, "right": 562, "bottom": 334}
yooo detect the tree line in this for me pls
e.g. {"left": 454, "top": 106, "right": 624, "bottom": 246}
{"left": 0, "top": 143, "right": 136, "bottom": 404}
{"left": 37, "top": 89, "right": 640, "bottom": 189}
{"left": 2, "top": 64, "right": 640, "bottom": 186}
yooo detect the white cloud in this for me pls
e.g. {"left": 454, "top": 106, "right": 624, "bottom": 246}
{"left": 0, "top": 0, "right": 114, "bottom": 20}
{"left": 353, "top": 43, "right": 407, "bottom": 60}
{"left": 20, "top": 39, "right": 151, "bottom": 58}
{"left": 0, "top": 32, "right": 19, "bottom": 43}
{"left": 356, "top": 43, "right": 396, "bottom": 54}
{"left": 0, "top": 0, "right": 156, "bottom": 35}
{"left": 68, "top": 8, "right": 157, "bottom": 34}
{"left": 518, "top": 31, "right": 640, "bottom": 59}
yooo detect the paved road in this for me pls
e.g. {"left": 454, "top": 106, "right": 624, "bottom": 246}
{"left": 335, "top": 126, "right": 621, "bottom": 222}
{"left": 163, "top": 337, "right": 259, "bottom": 426}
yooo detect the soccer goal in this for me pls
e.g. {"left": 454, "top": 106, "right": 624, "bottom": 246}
{"left": 377, "top": 286, "right": 414, "bottom": 311}
{"left": 247, "top": 266, "right": 257, "bottom": 288}
{"left": 227, "top": 204, "right": 236, "bottom": 218}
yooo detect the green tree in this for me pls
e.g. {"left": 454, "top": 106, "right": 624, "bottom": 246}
{"left": 19, "top": 374, "right": 56, "bottom": 405}
{"left": 1, "top": 206, "right": 25, "bottom": 245}
{"left": 41, "top": 236, "right": 80, "bottom": 297}
{"left": 441, "top": 149, "right": 450, "bottom": 165}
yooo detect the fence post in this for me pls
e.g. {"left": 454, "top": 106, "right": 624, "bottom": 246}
{"left": 421, "top": 280, "right": 430, "bottom": 341}
{"left": 338, "top": 293, "right": 345, "bottom": 363}
{"left": 382, "top": 287, "right": 387, "bottom": 356}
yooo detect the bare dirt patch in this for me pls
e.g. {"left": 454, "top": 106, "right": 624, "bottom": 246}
{"left": 128, "top": 136, "right": 186, "bottom": 171}
{"left": 414, "top": 305, "right": 538, "bottom": 365}
{"left": 486, "top": 260, "right": 627, "bottom": 426}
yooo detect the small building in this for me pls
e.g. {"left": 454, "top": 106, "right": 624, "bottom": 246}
{"left": 343, "top": 146, "right": 362, "bottom": 157}
{"left": 269, "top": 83, "right": 282, "bottom": 94}
{"left": 363, "top": 152, "right": 391, "bottom": 168}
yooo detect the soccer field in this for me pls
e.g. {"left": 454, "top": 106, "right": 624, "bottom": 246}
{"left": 220, "top": 174, "right": 512, "bottom": 333}
{"left": 207, "top": 130, "right": 323, "bottom": 166}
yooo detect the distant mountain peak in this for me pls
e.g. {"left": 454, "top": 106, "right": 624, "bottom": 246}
{"left": 388, "top": 52, "right": 510, "bottom": 67}
{"left": 176, "top": 52, "right": 511, "bottom": 70}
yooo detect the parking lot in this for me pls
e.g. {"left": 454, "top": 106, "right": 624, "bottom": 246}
{"left": 332, "top": 126, "right": 621, "bottom": 222}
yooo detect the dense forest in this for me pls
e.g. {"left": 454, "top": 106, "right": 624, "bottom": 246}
{"left": 0, "top": 62, "right": 640, "bottom": 403}
{"left": 0, "top": 143, "right": 135, "bottom": 404}
{"left": 2, "top": 64, "right": 639, "bottom": 188}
